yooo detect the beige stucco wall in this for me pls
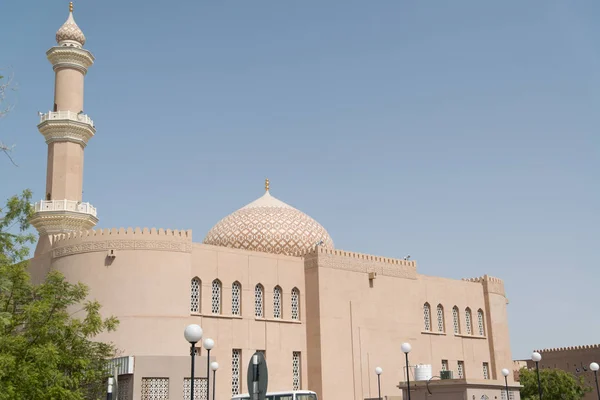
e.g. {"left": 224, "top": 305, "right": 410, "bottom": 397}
{"left": 305, "top": 248, "right": 516, "bottom": 400}
{"left": 29, "top": 228, "right": 308, "bottom": 399}
{"left": 28, "top": 229, "right": 516, "bottom": 400}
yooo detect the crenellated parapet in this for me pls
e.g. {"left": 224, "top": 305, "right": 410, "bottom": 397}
{"left": 534, "top": 344, "right": 600, "bottom": 353}
{"left": 304, "top": 246, "right": 417, "bottom": 279}
{"left": 50, "top": 227, "right": 193, "bottom": 258}
{"left": 462, "top": 274, "right": 505, "bottom": 296}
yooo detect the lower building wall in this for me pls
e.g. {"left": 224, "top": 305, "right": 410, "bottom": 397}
{"left": 400, "top": 382, "right": 521, "bottom": 400}
{"left": 132, "top": 355, "right": 209, "bottom": 400}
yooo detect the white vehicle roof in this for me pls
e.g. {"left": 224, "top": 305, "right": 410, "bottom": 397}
{"left": 232, "top": 390, "right": 316, "bottom": 399}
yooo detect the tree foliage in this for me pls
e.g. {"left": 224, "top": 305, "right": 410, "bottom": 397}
{"left": 0, "top": 71, "right": 19, "bottom": 166}
{"left": 519, "top": 367, "right": 592, "bottom": 400}
{"left": 0, "top": 190, "right": 119, "bottom": 399}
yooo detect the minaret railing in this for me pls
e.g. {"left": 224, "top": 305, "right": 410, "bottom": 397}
{"left": 34, "top": 199, "right": 97, "bottom": 217}
{"left": 39, "top": 110, "right": 94, "bottom": 126}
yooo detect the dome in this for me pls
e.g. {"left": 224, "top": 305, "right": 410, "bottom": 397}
{"left": 55, "top": 3, "right": 86, "bottom": 47}
{"left": 203, "top": 180, "right": 334, "bottom": 256}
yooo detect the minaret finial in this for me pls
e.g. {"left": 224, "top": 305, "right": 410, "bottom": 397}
{"left": 265, "top": 178, "right": 270, "bottom": 192}
{"left": 69, "top": 2, "right": 73, "bottom": 12}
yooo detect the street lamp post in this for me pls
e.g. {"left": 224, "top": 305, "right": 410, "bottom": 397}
{"left": 375, "top": 367, "right": 383, "bottom": 400}
{"left": 184, "top": 324, "right": 204, "bottom": 400}
{"left": 204, "top": 338, "right": 215, "bottom": 400}
{"left": 532, "top": 352, "right": 543, "bottom": 400}
{"left": 501, "top": 368, "right": 510, "bottom": 400}
{"left": 401, "top": 343, "right": 412, "bottom": 400}
{"left": 210, "top": 361, "right": 219, "bottom": 400}
{"left": 590, "top": 362, "right": 600, "bottom": 400}
{"left": 106, "top": 377, "right": 114, "bottom": 400}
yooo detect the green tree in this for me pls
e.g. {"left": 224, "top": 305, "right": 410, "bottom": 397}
{"left": 519, "top": 367, "right": 592, "bottom": 400}
{"left": 0, "top": 190, "right": 119, "bottom": 399}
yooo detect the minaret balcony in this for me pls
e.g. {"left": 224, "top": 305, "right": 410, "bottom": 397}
{"left": 31, "top": 200, "right": 98, "bottom": 235}
{"left": 40, "top": 110, "right": 94, "bottom": 126}
{"left": 34, "top": 199, "right": 97, "bottom": 216}
{"left": 46, "top": 45, "right": 94, "bottom": 75}
{"left": 37, "top": 111, "right": 96, "bottom": 147}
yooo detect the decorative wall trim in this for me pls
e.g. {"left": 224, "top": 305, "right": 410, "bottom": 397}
{"left": 255, "top": 317, "right": 302, "bottom": 325}
{"left": 38, "top": 119, "right": 96, "bottom": 147}
{"left": 462, "top": 275, "right": 505, "bottom": 296}
{"left": 31, "top": 211, "right": 98, "bottom": 235}
{"left": 47, "top": 46, "right": 94, "bottom": 74}
{"left": 455, "top": 334, "right": 487, "bottom": 340}
{"left": 421, "top": 331, "right": 446, "bottom": 336}
{"left": 51, "top": 227, "right": 193, "bottom": 258}
{"left": 304, "top": 246, "right": 417, "bottom": 279}
{"left": 535, "top": 344, "right": 600, "bottom": 353}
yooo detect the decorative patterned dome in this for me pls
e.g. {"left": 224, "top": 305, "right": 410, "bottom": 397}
{"left": 55, "top": 3, "right": 86, "bottom": 47}
{"left": 203, "top": 180, "right": 334, "bottom": 256}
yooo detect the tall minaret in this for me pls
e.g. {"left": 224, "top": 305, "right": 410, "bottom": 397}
{"left": 30, "top": 2, "right": 98, "bottom": 241}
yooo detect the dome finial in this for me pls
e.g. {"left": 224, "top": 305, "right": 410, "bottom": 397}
{"left": 265, "top": 178, "right": 270, "bottom": 192}
{"left": 56, "top": 1, "right": 86, "bottom": 47}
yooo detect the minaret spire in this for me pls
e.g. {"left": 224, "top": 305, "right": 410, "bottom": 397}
{"left": 30, "top": 4, "right": 97, "bottom": 244}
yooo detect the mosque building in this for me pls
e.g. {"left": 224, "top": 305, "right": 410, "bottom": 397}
{"left": 28, "top": 4, "right": 521, "bottom": 400}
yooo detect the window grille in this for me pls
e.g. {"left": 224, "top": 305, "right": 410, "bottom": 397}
{"left": 483, "top": 362, "right": 489, "bottom": 379}
{"left": 452, "top": 306, "right": 460, "bottom": 334}
{"left": 441, "top": 360, "right": 448, "bottom": 371}
{"left": 273, "top": 286, "right": 282, "bottom": 319}
{"left": 211, "top": 280, "right": 222, "bottom": 314}
{"left": 141, "top": 378, "right": 169, "bottom": 400}
{"left": 501, "top": 391, "right": 515, "bottom": 400}
{"left": 118, "top": 375, "right": 132, "bottom": 400}
{"left": 255, "top": 284, "right": 264, "bottom": 317}
{"left": 231, "top": 349, "right": 241, "bottom": 395}
{"left": 457, "top": 361, "right": 465, "bottom": 378}
{"left": 423, "top": 303, "right": 431, "bottom": 331}
{"left": 183, "top": 378, "right": 208, "bottom": 400}
{"left": 292, "top": 352, "right": 301, "bottom": 390}
{"left": 465, "top": 308, "right": 472, "bottom": 335}
{"left": 291, "top": 288, "right": 300, "bottom": 320}
{"left": 232, "top": 281, "right": 241, "bottom": 316}
{"left": 477, "top": 309, "right": 485, "bottom": 336}
{"left": 436, "top": 304, "right": 445, "bottom": 332}
{"left": 190, "top": 278, "right": 201, "bottom": 313}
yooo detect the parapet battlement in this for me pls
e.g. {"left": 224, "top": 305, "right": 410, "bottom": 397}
{"left": 305, "top": 246, "right": 417, "bottom": 267}
{"left": 462, "top": 275, "right": 505, "bottom": 296}
{"left": 50, "top": 227, "right": 193, "bottom": 258}
{"left": 305, "top": 246, "right": 418, "bottom": 279}
{"left": 52, "top": 227, "right": 192, "bottom": 244}
{"left": 535, "top": 344, "right": 600, "bottom": 353}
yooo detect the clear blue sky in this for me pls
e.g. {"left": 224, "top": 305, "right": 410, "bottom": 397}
{"left": 1, "top": 0, "right": 599, "bottom": 360}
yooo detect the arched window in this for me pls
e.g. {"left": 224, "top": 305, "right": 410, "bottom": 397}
{"left": 190, "top": 277, "right": 201, "bottom": 313}
{"left": 423, "top": 303, "right": 431, "bottom": 331}
{"left": 291, "top": 287, "right": 300, "bottom": 320}
{"left": 273, "top": 286, "right": 282, "bottom": 319}
{"left": 211, "top": 279, "right": 222, "bottom": 314}
{"left": 477, "top": 309, "right": 485, "bottom": 336}
{"left": 232, "top": 281, "right": 241, "bottom": 316}
{"left": 450, "top": 306, "right": 460, "bottom": 334}
{"left": 465, "top": 307, "right": 473, "bottom": 335}
{"left": 436, "top": 304, "right": 445, "bottom": 332}
{"left": 255, "top": 284, "right": 264, "bottom": 318}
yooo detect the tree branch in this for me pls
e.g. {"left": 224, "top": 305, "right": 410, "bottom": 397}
{"left": 0, "top": 71, "right": 19, "bottom": 167}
